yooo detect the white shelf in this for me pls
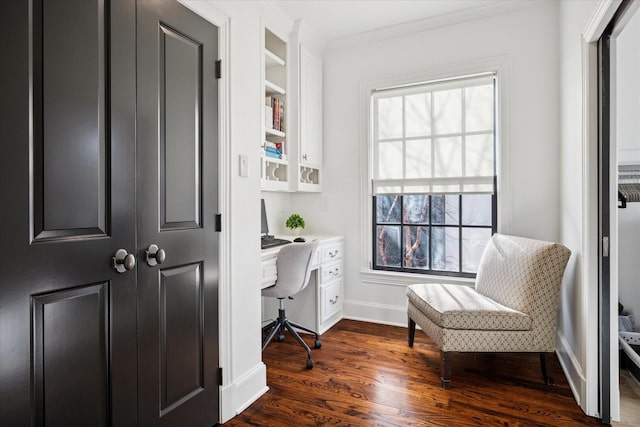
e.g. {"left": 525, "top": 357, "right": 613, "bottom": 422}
{"left": 262, "top": 155, "right": 287, "bottom": 165}
{"left": 265, "top": 128, "right": 285, "bottom": 138}
{"left": 261, "top": 178, "right": 290, "bottom": 192}
{"left": 265, "top": 79, "right": 285, "bottom": 95}
{"left": 265, "top": 48, "right": 285, "bottom": 67}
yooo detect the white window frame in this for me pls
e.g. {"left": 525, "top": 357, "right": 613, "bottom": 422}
{"left": 359, "top": 58, "right": 512, "bottom": 286}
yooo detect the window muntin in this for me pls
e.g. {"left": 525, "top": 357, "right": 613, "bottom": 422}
{"left": 371, "top": 73, "right": 497, "bottom": 277}
{"left": 374, "top": 194, "right": 495, "bottom": 276}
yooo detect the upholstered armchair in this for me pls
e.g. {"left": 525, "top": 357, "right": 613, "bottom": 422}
{"left": 406, "top": 233, "right": 571, "bottom": 388}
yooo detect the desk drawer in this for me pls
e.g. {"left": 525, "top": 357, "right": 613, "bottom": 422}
{"left": 261, "top": 258, "right": 277, "bottom": 289}
{"left": 320, "top": 260, "right": 342, "bottom": 284}
{"left": 320, "top": 279, "right": 343, "bottom": 322}
{"left": 321, "top": 241, "right": 343, "bottom": 263}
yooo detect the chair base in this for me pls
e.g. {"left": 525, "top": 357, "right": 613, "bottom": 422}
{"left": 262, "top": 306, "right": 321, "bottom": 369}
{"left": 540, "top": 352, "right": 554, "bottom": 386}
{"left": 408, "top": 315, "right": 555, "bottom": 388}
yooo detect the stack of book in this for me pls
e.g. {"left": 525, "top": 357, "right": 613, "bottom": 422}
{"left": 265, "top": 96, "right": 285, "bottom": 132}
{"left": 264, "top": 141, "right": 285, "bottom": 160}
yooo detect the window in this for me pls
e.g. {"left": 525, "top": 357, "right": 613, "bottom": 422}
{"left": 371, "top": 73, "right": 497, "bottom": 277}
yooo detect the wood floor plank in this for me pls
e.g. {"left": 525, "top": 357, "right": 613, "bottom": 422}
{"left": 223, "top": 320, "right": 602, "bottom": 426}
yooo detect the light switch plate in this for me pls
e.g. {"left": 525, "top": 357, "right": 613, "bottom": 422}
{"left": 239, "top": 155, "right": 249, "bottom": 177}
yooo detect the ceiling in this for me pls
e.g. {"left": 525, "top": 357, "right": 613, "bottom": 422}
{"left": 273, "top": 0, "right": 504, "bottom": 42}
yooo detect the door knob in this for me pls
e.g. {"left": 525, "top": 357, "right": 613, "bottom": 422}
{"left": 112, "top": 249, "right": 136, "bottom": 273}
{"left": 146, "top": 244, "right": 166, "bottom": 267}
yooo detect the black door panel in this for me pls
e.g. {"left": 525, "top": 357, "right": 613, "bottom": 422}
{"left": 137, "top": 1, "right": 219, "bottom": 426}
{"left": 32, "top": 283, "right": 110, "bottom": 427}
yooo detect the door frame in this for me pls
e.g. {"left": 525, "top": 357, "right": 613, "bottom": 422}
{"left": 582, "top": 0, "right": 640, "bottom": 422}
{"left": 582, "top": 0, "right": 620, "bottom": 421}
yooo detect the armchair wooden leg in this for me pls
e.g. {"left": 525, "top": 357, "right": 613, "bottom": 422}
{"left": 408, "top": 317, "right": 416, "bottom": 347}
{"left": 540, "top": 353, "right": 554, "bottom": 386}
{"left": 441, "top": 351, "right": 452, "bottom": 389}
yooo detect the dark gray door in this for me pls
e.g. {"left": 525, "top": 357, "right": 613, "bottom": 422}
{"left": 136, "top": 1, "right": 219, "bottom": 426}
{"left": 0, "top": 0, "right": 137, "bottom": 425}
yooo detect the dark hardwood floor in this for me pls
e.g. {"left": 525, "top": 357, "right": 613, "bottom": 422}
{"left": 224, "top": 319, "right": 603, "bottom": 426}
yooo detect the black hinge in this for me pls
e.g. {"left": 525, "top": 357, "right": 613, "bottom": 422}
{"left": 215, "top": 60, "right": 222, "bottom": 79}
{"left": 215, "top": 214, "right": 222, "bottom": 232}
{"left": 218, "top": 367, "right": 223, "bottom": 385}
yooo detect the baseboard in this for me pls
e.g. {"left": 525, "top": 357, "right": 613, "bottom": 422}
{"left": 343, "top": 299, "right": 407, "bottom": 327}
{"left": 556, "top": 331, "right": 586, "bottom": 409}
{"left": 219, "top": 362, "right": 268, "bottom": 423}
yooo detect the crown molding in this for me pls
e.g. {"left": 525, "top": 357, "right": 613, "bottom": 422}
{"left": 325, "top": 0, "right": 539, "bottom": 52}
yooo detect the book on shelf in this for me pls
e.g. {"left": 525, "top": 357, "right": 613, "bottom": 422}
{"left": 264, "top": 140, "right": 285, "bottom": 152}
{"left": 265, "top": 150, "right": 281, "bottom": 160}
{"left": 279, "top": 99, "right": 285, "bottom": 133}
{"left": 265, "top": 105, "right": 273, "bottom": 128}
{"left": 265, "top": 96, "right": 285, "bottom": 132}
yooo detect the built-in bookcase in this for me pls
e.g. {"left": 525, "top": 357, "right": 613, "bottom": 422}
{"left": 260, "top": 20, "right": 324, "bottom": 192}
{"left": 261, "top": 28, "right": 289, "bottom": 191}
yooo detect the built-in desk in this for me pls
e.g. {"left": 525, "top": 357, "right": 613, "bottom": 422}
{"left": 261, "top": 235, "right": 343, "bottom": 335}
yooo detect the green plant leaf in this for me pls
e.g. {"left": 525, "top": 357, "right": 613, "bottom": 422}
{"left": 285, "top": 213, "right": 305, "bottom": 229}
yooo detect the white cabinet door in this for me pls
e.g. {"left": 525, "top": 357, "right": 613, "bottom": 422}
{"left": 299, "top": 46, "right": 322, "bottom": 167}
{"left": 320, "top": 279, "right": 343, "bottom": 322}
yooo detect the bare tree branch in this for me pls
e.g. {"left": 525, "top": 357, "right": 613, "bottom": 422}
{"left": 404, "top": 196, "right": 429, "bottom": 267}
{"left": 377, "top": 195, "right": 400, "bottom": 266}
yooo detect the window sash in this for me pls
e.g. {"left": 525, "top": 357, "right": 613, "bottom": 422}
{"left": 372, "top": 193, "right": 496, "bottom": 277}
{"left": 371, "top": 73, "right": 496, "bottom": 196}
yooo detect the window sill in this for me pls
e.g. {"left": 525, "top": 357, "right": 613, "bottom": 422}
{"left": 360, "top": 269, "right": 475, "bottom": 288}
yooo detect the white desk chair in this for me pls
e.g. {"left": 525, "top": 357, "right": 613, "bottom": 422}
{"left": 262, "top": 241, "right": 321, "bottom": 369}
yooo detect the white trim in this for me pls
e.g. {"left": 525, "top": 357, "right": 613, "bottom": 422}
{"left": 557, "top": 331, "right": 588, "bottom": 411}
{"left": 360, "top": 269, "right": 474, "bottom": 287}
{"left": 583, "top": 0, "right": 623, "bottom": 43}
{"left": 219, "top": 362, "right": 269, "bottom": 423}
{"left": 177, "top": 1, "right": 236, "bottom": 422}
{"left": 359, "top": 56, "right": 512, "bottom": 274}
{"left": 327, "top": 1, "right": 534, "bottom": 52}
{"left": 343, "top": 300, "right": 408, "bottom": 327}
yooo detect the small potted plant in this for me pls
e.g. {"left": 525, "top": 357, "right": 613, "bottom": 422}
{"left": 285, "top": 213, "right": 305, "bottom": 235}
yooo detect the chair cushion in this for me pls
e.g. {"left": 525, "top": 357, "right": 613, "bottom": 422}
{"left": 406, "top": 283, "right": 532, "bottom": 331}
{"left": 474, "top": 234, "right": 571, "bottom": 315}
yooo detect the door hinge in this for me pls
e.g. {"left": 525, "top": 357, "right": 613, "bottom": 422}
{"left": 215, "top": 214, "right": 222, "bottom": 232}
{"left": 218, "top": 367, "right": 223, "bottom": 385}
{"left": 603, "top": 236, "right": 609, "bottom": 257}
{"left": 215, "top": 60, "right": 222, "bottom": 79}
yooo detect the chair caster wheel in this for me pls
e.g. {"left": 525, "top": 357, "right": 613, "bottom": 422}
{"left": 277, "top": 335, "right": 285, "bottom": 342}
{"left": 314, "top": 339, "right": 322, "bottom": 349}
{"left": 306, "top": 359, "right": 314, "bottom": 369}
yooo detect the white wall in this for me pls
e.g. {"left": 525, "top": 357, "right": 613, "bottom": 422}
{"left": 558, "top": 0, "right": 606, "bottom": 418}
{"left": 298, "top": 1, "right": 562, "bottom": 326}
{"left": 262, "top": 191, "right": 293, "bottom": 235}
{"left": 617, "top": 8, "right": 640, "bottom": 323}
{"left": 210, "top": 1, "right": 265, "bottom": 421}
